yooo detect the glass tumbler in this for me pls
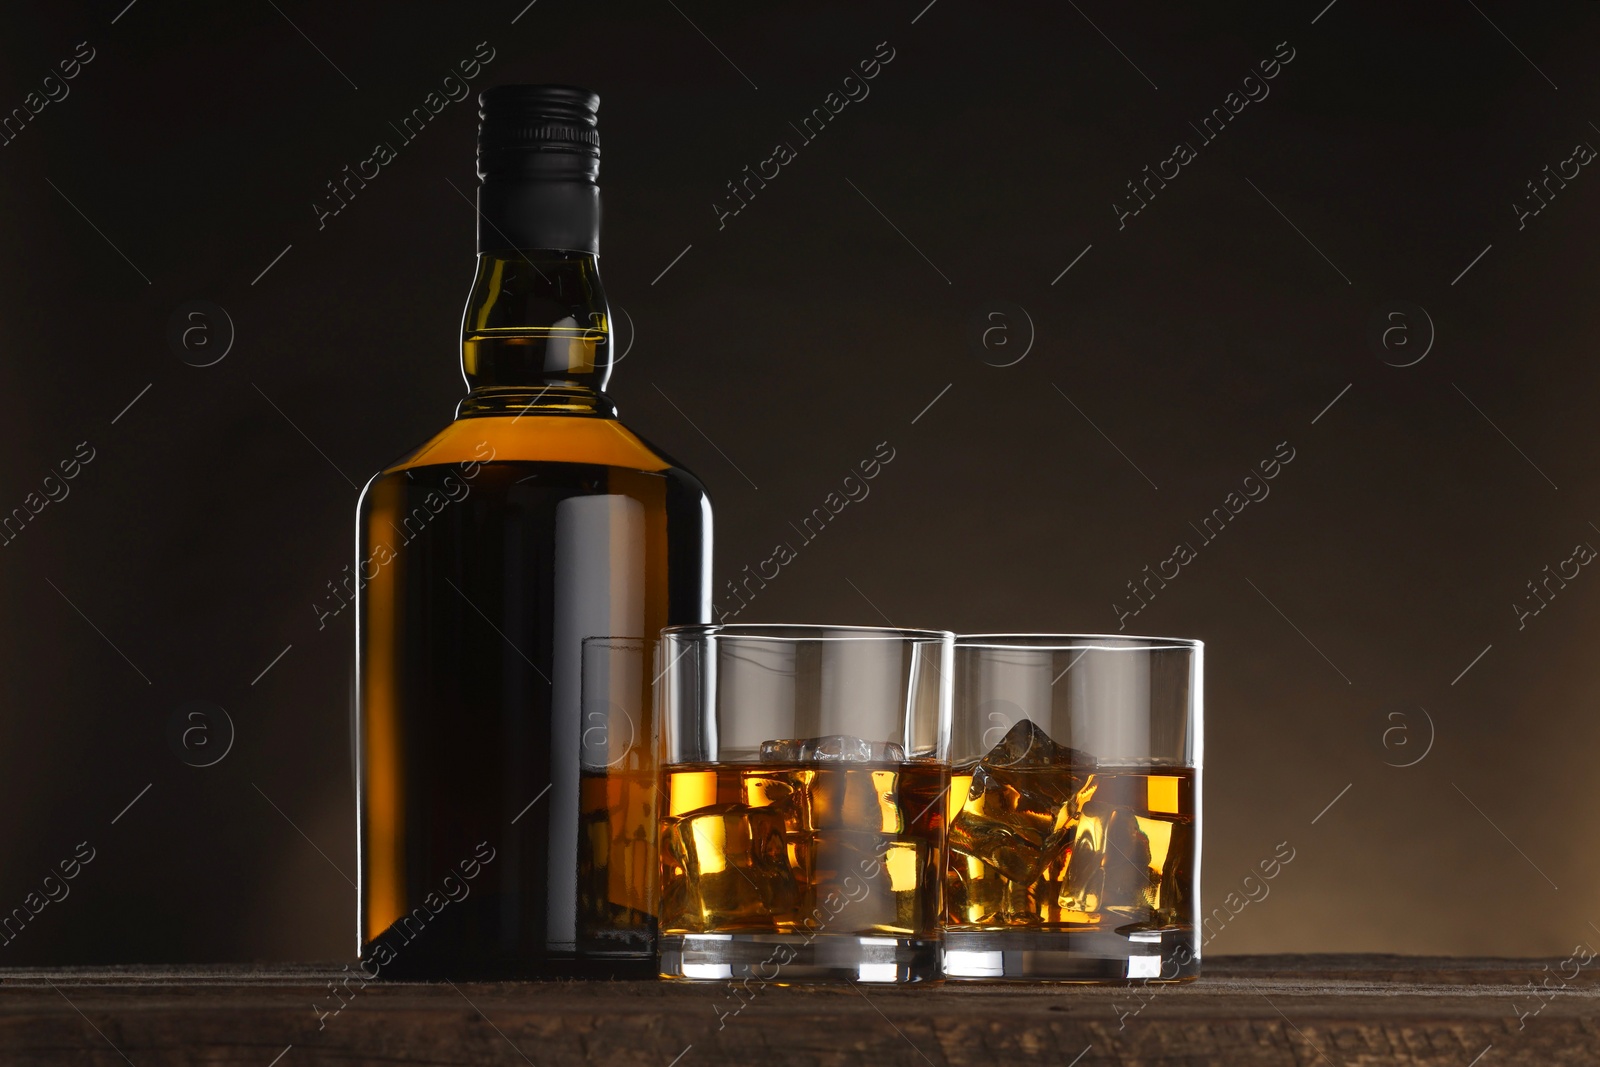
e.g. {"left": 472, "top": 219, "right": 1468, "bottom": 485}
{"left": 942, "top": 634, "right": 1202, "bottom": 981}
{"left": 655, "top": 624, "right": 953, "bottom": 982}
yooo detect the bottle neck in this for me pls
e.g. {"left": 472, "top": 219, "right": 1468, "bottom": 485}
{"left": 458, "top": 250, "right": 617, "bottom": 419}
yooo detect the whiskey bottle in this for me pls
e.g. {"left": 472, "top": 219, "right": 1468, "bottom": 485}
{"left": 355, "top": 84, "right": 712, "bottom": 978}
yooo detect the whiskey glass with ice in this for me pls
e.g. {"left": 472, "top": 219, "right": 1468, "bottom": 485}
{"left": 943, "top": 635, "right": 1202, "bottom": 981}
{"left": 654, "top": 624, "right": 953, "bottom": 983}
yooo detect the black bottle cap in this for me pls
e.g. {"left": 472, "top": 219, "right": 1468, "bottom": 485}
{"left": 476, "top": 84, "right": 602, "bottom": 254}
{"left": 478, "top": 84, "right": 600, "bottom": 180}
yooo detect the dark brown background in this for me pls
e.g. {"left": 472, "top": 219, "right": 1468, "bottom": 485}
{"left": 0, "top": 0, "right": 1595, "bottom": 964}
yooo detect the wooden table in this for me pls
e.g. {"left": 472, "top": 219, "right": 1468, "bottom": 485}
{"left": 1, "top": 956, "right": 1593, "bottom": 1064}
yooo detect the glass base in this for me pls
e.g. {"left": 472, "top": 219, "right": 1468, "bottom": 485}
{"left": 942, "top": 926, "right": 1199, "bottom": 982}
{"left": 659, "top": 933, "right": 940, "bottom": 983}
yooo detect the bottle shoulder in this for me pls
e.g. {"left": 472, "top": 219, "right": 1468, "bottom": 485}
{"left": 380, "top": 415, "right": 673, "bottom": 476}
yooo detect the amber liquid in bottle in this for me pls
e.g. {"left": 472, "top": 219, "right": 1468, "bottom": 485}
{"left": 355, "top": 120, "right": 711, "bottom": 974}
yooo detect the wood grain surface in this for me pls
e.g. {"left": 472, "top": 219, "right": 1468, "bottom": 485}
{"left": 1, "top": 956, "right": 1595, "bottom": 1065}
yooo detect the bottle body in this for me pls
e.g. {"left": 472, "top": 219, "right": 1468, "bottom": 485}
{"left": 356, "top": 415, "right": 710, "bottom": 978}
{"left": 356, "top": 84, "right": 710, "bottom": 977}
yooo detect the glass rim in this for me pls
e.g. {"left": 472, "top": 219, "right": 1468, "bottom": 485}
{"left": 955, "top": 632, "right": 1202, "bottom": 652}
{"left": 661, "top": 622, "right": 953, "bottom": 643}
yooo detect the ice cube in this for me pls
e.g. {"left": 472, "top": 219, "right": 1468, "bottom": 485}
{"left": 1100, "top": 807, "right": 1156, "bottom": 917}
{"left": 948, "top": 811, "right": 1054, "bottom": 885}
{"left": 759, "top": 735, "right": 907, "bottom": 763}
{"left": 780, "top": 764, "right": 908, "bottom": 834}
{"left": 1061, "top": 805, "right": 1106, "bottom": 912}
{"left": 968, "top": 721, "right": 1094, "bottom": 839}
{"left": 1062, "top": 831, "right": 1100, "bottom": 915}
{"left": 948, "top": 719, "right": 1095, "bottom": 891}
{"left": 947, "top": 853, "right": 1003, "bottom": 925}
{"left": 659, "top": 802, "right": 797, "bottom": 932}
{"left": 1060, "top": 798, "right": 1157, "bottom": 920}
{"left": 981, "top": 718, "right": 1095, "bottom": 774}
